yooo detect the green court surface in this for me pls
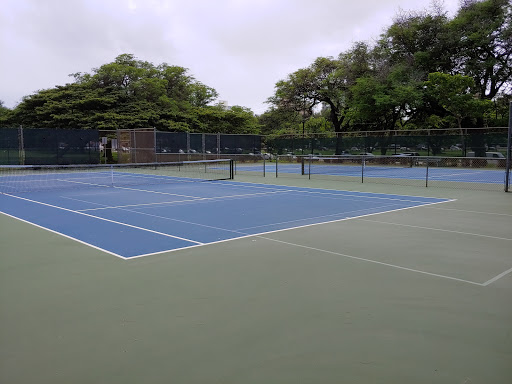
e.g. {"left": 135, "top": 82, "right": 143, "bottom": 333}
{"left": 1, "top": 174, "right": 511, "bottom": 384}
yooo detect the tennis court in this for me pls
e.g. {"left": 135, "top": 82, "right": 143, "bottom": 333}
{"left": 1, "top": 160, "right": 511, "bottom": 383}
{"left": 235, "top": 160, "right": 506, "bottom": 184}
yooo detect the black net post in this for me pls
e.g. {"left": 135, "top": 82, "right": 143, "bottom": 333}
{"left": 361, "top": 156, "right": 364, "bottom": 183}
{"left": 308, "top": 155, "right": 311, "bottom": 180}
{"left": 505, "top": 102, "right": 512, "bottom": 192}
{"left": 426, "top": 158, "right": 430, "bottom": 188}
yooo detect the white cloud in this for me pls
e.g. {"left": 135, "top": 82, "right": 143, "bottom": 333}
{"left": 0, "top": 0, "right": 461, "bottom": 114}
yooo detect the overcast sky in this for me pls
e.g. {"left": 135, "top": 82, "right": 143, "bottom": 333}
{"left": 1, "top": 0, "right": 461, "bottom": 114}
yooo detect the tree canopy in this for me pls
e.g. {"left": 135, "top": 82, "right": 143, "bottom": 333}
{"left": 2, "top": 54, "right": 259, "bottom": 133}
{"left": 266, "top": 0, "right": 511, "bottom": 140}
{"left": 1, "top": 0, "right": 510, "bottom": 136}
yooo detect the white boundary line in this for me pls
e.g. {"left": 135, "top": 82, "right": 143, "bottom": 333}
{"left": 238, "top": 202, "right": 405, "bottom": 231}
{"left": 97, "top": 179, "right": 444, "bottom": 205}
{"left": 0, "top": 210, "right": 126, "bottom": 260}
{"left": 75, "top": 189, "right": 292, "bottom": 211}
{"left": 1, "top": 193, "right": 203, "bottom": 245}
{"left": 129, "top": 199, "right": 453, "bottom": 258}
{"left": 357, "top": 219, "right": 512, "bottom": 241}
{"left": 220, "top": 178, "right": 459, "bottom": 203}
{"left": 257, "top": 236, "right": 484, "bottom": 286}
{"left": 482, "top": 267, "right": 512, "bottom": 286}
{"left": 63, "top": 194, "right": 428, "bottom": 237}
{"left": 426, "top": 206, "right": 512, "bottom": 217}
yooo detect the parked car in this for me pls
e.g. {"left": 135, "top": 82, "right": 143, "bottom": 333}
{"left": 467, "top": 151, "right": 505, "bottom": 158}
{"left": 467, "top": 151, "right": 505, "bottom": 165}
{"left": 392, "top": 152, "right": 419, "bottom": 157}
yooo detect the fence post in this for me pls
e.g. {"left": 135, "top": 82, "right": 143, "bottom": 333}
{"left": 217, "top": 134, "right": 220, "bottom": 159}
{"left": 133, "top": 130, "right": 137, "bottom": 163}
{"left": 153, "top": 127, "right": 157, "bottom": 163}
{"left": 202, "top": 134, "right": 206, "bottom": 160}
{"left": 18, "top": 125, "right": 25, "bottom": 165}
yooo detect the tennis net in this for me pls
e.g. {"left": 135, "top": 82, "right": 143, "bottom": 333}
{"left": 301, "top": 155, "right": 416, "bottom": 176}
{"left": 0, "top": 159, "right": 234, "bottom": 194}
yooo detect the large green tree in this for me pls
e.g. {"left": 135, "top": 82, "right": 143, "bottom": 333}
{"left": 7, "top": 54, "right": 258, "bottom": 133}
{"left": 0, "top": 101, "right": 11, "bottom": 123}
{"left": 448, "top": 0, "right": 512, "bottom": 101}
{"left": 424, "top": 72, "right": 492, "bottom": 131}
{"left": 265, "top": 0, "right": 510, "bottom": 137}
{"left": 268, "top": 43, "right": 373, "bottom": 153}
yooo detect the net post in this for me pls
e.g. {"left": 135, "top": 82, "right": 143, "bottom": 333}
{"left": 425, "top": 158, "right": 429, "bottom": 188}
{"left": 361, "top": 155, "right": 364, "bottom": 183}
{"left": 263, "top": 157, "right": 266, "bottom": 177}
{"left": 275, "top": 155, "right": 278, "bottom": 178}
{"left": 230, "top": 159, "right": 234, "bottom": 179}
{"left": 505, "top": 101, "right": 511, "bottom": 192}
{"left": 301, "top": 156, "right": 305, "bottom": 175}
{"left": 308, "top": 155, "right": 311, "bottom": 180}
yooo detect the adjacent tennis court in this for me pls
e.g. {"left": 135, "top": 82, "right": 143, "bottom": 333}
{"left": 235, "top": 160, "right": 507, "bottom": 184}
{"left": 1, "top": 160, "right": 511, "bottom": 384}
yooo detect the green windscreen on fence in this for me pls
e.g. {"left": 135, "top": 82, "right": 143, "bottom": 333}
{"left": 156, "top": 132, "right": 262, "bottom": 155}
{"left": 265, "top": 131, "right": 507, "bottom": 157}
{"left": 2, "top": 127, "right": 100, "bottom": 165}
{"left": 22, "top": 128, "right": 100, "bottom": 165}
{"left": 0, "top": 128, "right": 20, "bottom": 165}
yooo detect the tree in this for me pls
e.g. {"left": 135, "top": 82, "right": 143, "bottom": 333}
{"left": 257, "top": 107, "right": 300, "bottom": 136}
{"left": 268, "top": 43, "right": 373, "bottom": 153}
{"left": 7, "top": 54, "right": 258, "bottom": 133}
{"left": 424, "top": 72, "right": 492, "bottom": 131}
{"left": 381, "top": 6, "right": 452, "bottom": 75}
{"left": 486, "top": 93, "right": 511, "bottom": 126}
{"left": 0, "top": 100, "right": 11, "bottom": 123}
{"left": 448, "top": 0, "right": 512, "bottom": 101}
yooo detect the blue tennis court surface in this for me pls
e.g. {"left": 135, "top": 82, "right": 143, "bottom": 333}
{"left": 0, "top": 180, "right": 451, "bottom": 259}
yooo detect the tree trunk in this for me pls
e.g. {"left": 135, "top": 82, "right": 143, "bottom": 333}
{"left": 329, "top": 106, "right": 345, "bottom": 155}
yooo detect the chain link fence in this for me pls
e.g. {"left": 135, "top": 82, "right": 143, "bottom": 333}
{"left": 2, "top": 127, "right": 510, "bottom": 191}
{"left": 0, "top": 127, "right": 99, "bottom": 165}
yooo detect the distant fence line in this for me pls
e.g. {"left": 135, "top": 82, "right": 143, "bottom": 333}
{"left": 0, "top": 126, "right": 510, "bottom": 165}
